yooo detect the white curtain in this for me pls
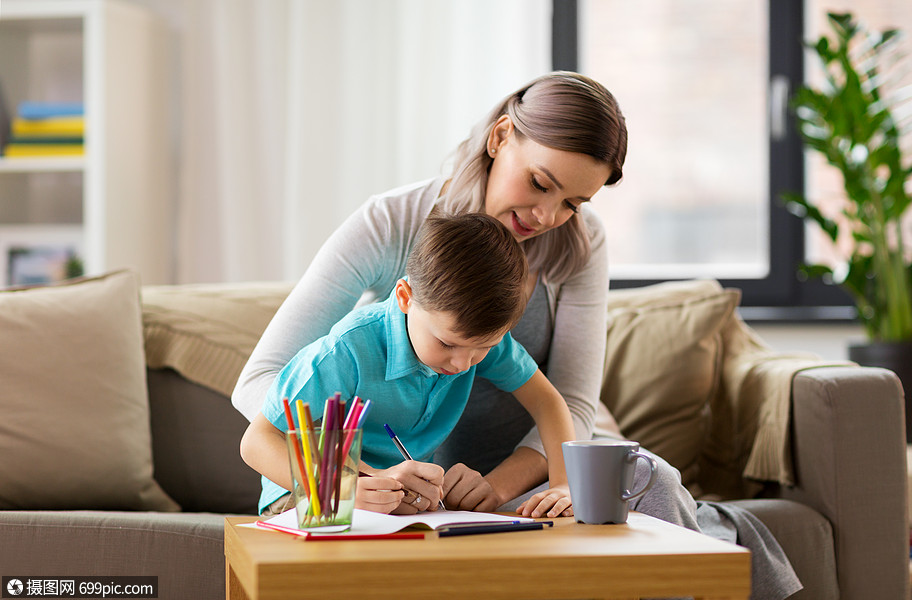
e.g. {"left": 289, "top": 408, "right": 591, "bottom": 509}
{"left": 135, "top": 0, "right": 550, "bottom": 283}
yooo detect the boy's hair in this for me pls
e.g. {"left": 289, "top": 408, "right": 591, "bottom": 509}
{"left": 406, "top": 213, "right": 528, "bottom": 339}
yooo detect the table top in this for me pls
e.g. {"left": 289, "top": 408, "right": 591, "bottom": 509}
{"left": 225, "top": 512, "right": 751, "bottom": 600}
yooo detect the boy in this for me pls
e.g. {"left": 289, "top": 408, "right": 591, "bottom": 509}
{"left": 240, "top": 213, "right": 575, "bottom": 517}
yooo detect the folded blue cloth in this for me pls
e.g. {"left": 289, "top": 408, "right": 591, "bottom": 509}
{"left": 17, "top": 102, "right": 85, "bottom": 120}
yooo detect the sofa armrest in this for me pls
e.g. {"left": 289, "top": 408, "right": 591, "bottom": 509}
{"left": 780, "top": 366, "right": 908, "bottom": 600}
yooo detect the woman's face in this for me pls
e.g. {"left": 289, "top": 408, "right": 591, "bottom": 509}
{"left": 484, "top": 116, "right": 613, "bottom": 241}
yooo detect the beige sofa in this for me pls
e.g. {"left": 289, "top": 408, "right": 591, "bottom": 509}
{"left": 0, "top": 272, "right": 907, "bottom": 599}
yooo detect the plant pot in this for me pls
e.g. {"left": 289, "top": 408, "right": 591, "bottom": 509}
{"left": 848, "top": 341, "right": 912, "bottom": 443}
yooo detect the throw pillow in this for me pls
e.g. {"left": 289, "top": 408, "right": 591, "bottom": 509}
{"left": 599, "top": 280, "right": 740, "bottom": 487}
{"left": 0, "top": 270, "right": 179, "bottom": 510}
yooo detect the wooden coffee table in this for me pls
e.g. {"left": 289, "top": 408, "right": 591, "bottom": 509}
{"left": 225, "top": 512, "right": 750, "bottom": 599}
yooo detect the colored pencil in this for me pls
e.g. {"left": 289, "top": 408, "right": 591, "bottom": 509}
{"left": 302, "top": 403, "right": 321, "bottom": 466}
{"left": 295, "top": 401, "right": 321, "bottom": 520}
{"left": 282, "top": 399, "right": 310, "bottom": 501}
{"left": 333, "top": 399, "right": 345, "bottom": 512}
{"left": 319, "top": 396, "right": 338, "bottom": 513}
{"left": 356, "top": 399, "right": 372, "bottom": 428}
{"left": 342, "top": 396, "right": 362, "bottom": 430}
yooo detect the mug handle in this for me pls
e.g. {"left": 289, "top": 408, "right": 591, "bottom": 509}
{"left": 620, "top": 451, "right": 658, "bottom": 501}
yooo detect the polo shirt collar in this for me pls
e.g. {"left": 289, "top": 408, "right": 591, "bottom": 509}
{"left": 385, "top": 291, "right": 438, "bottom": 380}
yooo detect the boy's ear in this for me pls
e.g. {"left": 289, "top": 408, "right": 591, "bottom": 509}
{"left": 394, "top": 279, "right": 412, "bottom": 314}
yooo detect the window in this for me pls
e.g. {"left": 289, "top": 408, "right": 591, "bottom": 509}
{"left": 802, "top": 0, "right": 912, "bottom": 274}
{"left": 553, "top": 0, "right": 911, "bottom": 313}
{"left": 581, "top": 1, "right": 769, "bottom": 281}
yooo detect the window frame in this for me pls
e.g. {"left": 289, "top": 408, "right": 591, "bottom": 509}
{"left": 553, "top": 0, "right": 855, "bottom": 318}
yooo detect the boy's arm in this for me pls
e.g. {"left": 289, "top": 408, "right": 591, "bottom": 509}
{"left": 243, "top": 337, "right": 358, "bottom": 492}
{"left": 510, "top": 369, "right": 575, "bottom": 487}
{"left": 508, "top": 369, "right": 576, "bottom": 518}
{"left": 240, "top": 413, "right": 294, "bottom": 491}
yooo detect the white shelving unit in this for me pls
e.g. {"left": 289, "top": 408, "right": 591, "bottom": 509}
{"left": 0, "top": 0, "right": 172, "bottom": 285}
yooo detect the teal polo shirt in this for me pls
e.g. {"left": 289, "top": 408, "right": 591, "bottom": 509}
{"left": 258, "top": 289, "right": 537, "bottom": 513}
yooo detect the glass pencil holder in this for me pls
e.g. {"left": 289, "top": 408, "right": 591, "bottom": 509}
{"left": 286, "top": 427, "right": 362, "bottom": 532}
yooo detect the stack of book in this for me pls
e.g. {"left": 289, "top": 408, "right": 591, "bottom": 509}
{"left": 2, "top": 101, "right": 84, "bottom": 158}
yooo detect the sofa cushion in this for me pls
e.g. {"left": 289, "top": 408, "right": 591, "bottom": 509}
{"left": 147, "top": 368, "right": 260, "bottom": 514}
{"left": 0, "top": 511, "right": 227, "bottom": 598}
{"left": 0, "top": 270, "right": 178, "bottom": 511}
{"left": 600, "top": 280, "right": 740, "bottom": 486}
{"left": 142, "top": 281, "right": 294, "bottom": 398}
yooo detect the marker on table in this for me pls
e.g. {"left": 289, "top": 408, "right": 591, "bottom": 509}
{"left": 438, "top": 521, "right": 552, "bottom": 537}
{"left": 383, "top": 423, "right": 447, "bottom": 511}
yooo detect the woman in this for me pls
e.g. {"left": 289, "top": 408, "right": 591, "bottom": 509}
{"left": 233, "top": 71, "right": 693, "bottom": 523}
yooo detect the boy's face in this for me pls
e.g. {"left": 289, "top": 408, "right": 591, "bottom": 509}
{"left": 395, "top": 279, "right": 507, "bottom": 376}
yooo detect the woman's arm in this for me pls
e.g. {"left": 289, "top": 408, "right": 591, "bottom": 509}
{"left": 231, "top": 179, "right": 444, "bottom": 421}
{"left": 474, "top": 447, "right": 547, "bottom": 508}
{"left": 231, "top": 210, "right": 387, "bottom": 421}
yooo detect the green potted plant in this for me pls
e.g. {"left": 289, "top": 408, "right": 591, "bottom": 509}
{"left": 785, "top": 12, "right": 912, "bottom": 437}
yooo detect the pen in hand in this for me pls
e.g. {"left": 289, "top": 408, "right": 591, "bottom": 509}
{"left": 383, "top": 423, "right": 447, "bottom": 511}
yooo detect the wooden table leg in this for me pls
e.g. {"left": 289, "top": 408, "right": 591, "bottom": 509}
{"left": 226, "top": 557, "right": 250, "bottom": 600}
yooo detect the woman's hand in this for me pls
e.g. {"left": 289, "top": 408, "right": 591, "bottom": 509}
{"left": 363, "top": 460, "right": 445, "bottom": 513}
{"left": 442, "top": 463, "right": 503, "bottom": 512}
{"left": 516, "top": 483, "right": 573, "bottom": 519}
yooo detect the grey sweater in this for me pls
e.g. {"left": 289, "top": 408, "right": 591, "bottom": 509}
{"left": 232, "top": 177, "right": 610, "bottom": 458}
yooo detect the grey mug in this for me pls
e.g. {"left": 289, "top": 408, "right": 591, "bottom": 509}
{"left": 563, "top": 439, "right": 658, "bottom": 524}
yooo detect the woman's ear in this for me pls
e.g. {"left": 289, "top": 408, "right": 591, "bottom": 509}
{"left": 487, "top": 115, "right": 513, "bottom": 156}
{"left": 394, "top": 279, "right": 412, "bottom": 314}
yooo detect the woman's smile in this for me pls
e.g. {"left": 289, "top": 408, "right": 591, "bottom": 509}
{"left": 511, "top": 212, "right": 536, "bottom": 237}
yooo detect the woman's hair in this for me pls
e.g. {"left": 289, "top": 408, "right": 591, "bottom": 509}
{"left": 406, "top": 213, "right": 528, "bottom": 339}
{"left": 441, "top": 71, "right": 627, "bottom": 283}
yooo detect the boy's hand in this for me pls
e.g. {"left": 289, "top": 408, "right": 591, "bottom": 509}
{"left": 516, "top": 483, "right": 572, "bottom": 519}
{"left": 354, "top": 475, "right": 405, "bottom": 514}
{"left": 442, "top": 463, "right": 503, "bottom": 512}
{"left": 368, "top": 460, "right": 444, "bottom": 513}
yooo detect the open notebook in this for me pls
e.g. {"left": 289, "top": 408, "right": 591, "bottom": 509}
{"left": 248, "top": 508, "right": 535, "bottom": 538}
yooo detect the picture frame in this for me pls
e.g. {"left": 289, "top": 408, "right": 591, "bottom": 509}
{"left": 0, "top": 226, "right": 83, "bottom": 287}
